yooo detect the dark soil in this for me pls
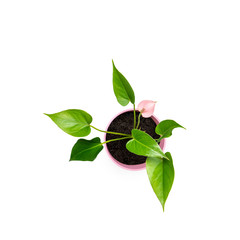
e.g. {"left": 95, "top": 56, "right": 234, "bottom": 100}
{"left": 106, "top": 110, "right": 160, "bottom": 165}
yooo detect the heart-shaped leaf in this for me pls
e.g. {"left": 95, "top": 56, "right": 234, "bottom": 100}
{"left": 44, "top": 109, "right": 92, "bottom": 137}
{"left": 112, "top": 60, "right": 135, "bottom": 106}
{"left": 70, "top": 137, "right": 103, "bottom": 161}
{"left": 146, "top": 152, "right": 174, "bottom": 211}
{"left": 155, "top": 120, "right": 185, "bottom": 139}
{"left": 126, "top": 129, "right": 167, "bottom": 158}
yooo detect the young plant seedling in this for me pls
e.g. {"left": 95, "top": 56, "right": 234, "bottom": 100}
{"left": 45, "top": 60, "right": 185, "bottom": 210}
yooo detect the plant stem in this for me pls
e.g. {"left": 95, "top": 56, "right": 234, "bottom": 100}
{"left": 136, "top": 112, "right": 142, "bottom": 129}
{"left": 133, "top": 104, "right": 136, "bottom": 129}
{"left": 101, "top": 136, "right": 132, "bottom": 145}
{"left": 90, "top": 125, "right": 131, "bottom": 137}
{"left": 156, "top": 137, "right": 162, "bottom": 143}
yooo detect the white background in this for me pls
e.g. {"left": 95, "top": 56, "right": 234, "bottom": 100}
{"left": 0, "top": 0, "right": 240, "bottom": 239}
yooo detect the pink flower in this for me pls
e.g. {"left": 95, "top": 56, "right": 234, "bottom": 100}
{"left": 137, "top": 100, "right": 156, "bottom": 118}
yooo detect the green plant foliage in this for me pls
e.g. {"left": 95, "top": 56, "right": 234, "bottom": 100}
{"left": 45, "top": 61, "right": 185, "bottom": 211}
{"left": 146, "top": 152, "right": 174, "bottom": 211}
{"left": 126, "top": 129, "right": 167, "bottom": 158}
{"left": 112, "top": 60, "right": 135, "bottom": 106}
{"left": 155, "top": 120, "right": 185, "bottom": 139}
{"left": 44, "top": 109, "right": 92, "bottom": 137}
{"left": 70, "top": 137, "right": 103, "bottom": 161}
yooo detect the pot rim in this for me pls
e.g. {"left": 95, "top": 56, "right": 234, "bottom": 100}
{"left": 104, "top": 109, "right": 166, "bottom": 171}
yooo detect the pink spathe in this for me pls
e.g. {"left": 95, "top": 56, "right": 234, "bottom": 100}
{"left": 104, "top": 109, "right": 166, "bottom": 171}
{"left": 137, "top": 100, "right": 156, "bottom": 118}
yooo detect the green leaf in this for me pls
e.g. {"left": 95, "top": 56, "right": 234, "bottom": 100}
{"left": 146, "top": 152, "right": 174, "bottom": 211}
{"left": 155, "top": 120, "right": 185, "bottom": 139}
{"left": 44, "top": 109, "right": 92, "bottom": 137}
{"left": 70, "top": 137, "right": 103, "bottom": 161}
{"left": 112, "top": 60, "right": 135, "bottom": 106}
{"left": 126, "top": 129, "right": 167, "bottom": 158}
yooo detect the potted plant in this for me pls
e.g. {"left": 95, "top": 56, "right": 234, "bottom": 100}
{"left": 45, "top": 60, "right": 185, "bottom": 211}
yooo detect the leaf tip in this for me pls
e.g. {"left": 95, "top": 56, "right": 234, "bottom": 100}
{"left": 162, "top": 204, "right": 165, "bottom": 212}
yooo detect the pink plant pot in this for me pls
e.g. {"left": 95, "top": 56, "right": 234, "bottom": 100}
{"left": 104, "top": 109, "right": 166, "bottom": 171}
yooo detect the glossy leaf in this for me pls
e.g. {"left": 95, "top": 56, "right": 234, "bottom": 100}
{"left": 126, "top": 129, "right": 167, "bottom": 158}
{"left": 146, "top": 152, "right": 174, "bottom": 211}
{"left": 137, "top": 100, "right": 156, "bottom": 118}
{"left": 155, "top": 120, "right": 185, "bottom": 139}
{"left": 44, "top": 109, "right": 92, "bottom": 137}
{"left": 70, "top": 137, "right": 103, "bottom": 161}
{"left": 112, "top": 60, "right": 135, "bottom": 106}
